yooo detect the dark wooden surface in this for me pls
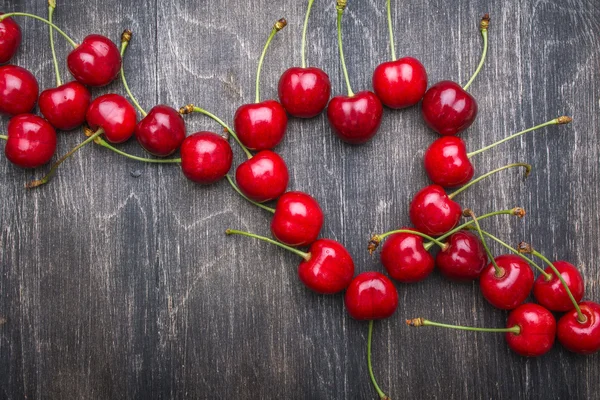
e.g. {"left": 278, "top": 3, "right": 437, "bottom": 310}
{"left": 0, "top": 0, "right": 599, "bottom": 399}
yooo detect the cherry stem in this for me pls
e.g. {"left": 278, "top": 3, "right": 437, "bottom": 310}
{"left": 336, "top": 0, "right": 354, "bottom": 97}
{"left": 92, "top": 137, "right": 181, "bottom": 164}
{"left": 48, "top": 0, "right": 62, "bottom": 87}
{"left": 464, "top": 208, "right": 503, "bottom": 277}
{"left": 225, "top": 175, "right": 275, "bottom": 214}
{"left": 256, "top": 18, "right": 287, "bottom": 103}
{"left": 367, "top": 321, "right": 391, "bottom": 400}
{"left": 0, "top": 135, "right": 7, "bottom": 141}
{"left": 369, "top": 229, "right": 448, "bottom": 255}
{"left": 448, "top": 162, "right": 531, "bottom": 200}
{"left": 0, "top": 13, "right": 77, "bottom": 48}
{"left": 386, "top": 0, "right": 396, "bottom": 61}
{"left": 406, "top": 318, "right": 520, "bottom": 334}
{"left": 225, "top": 229, "right": 310, "bottom": 261}
{"left": 462, "top": 14, "right": 489, "bottom": 91}
{"left": 467, "top": 116, "right": 572, "bottom": 159}
{"left": 25, "top": 128, "right": 104, "bottom": 189}
{"left": 520, "top": 244, "right": 586, "bottom": 323}
{"left": 301, "top": 0, "right": 316, "bottom": 68}
{"left": 120, "top": 30, "right": 147, "bottom": 117}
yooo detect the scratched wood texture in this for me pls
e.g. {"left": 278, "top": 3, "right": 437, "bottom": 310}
{"left": 0, "top": 0, "right": 598, "bottom": 399}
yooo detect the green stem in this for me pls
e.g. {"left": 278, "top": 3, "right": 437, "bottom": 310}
{"left": 336, "top": 1, "right": 354, "bottom": 97}
{"left": 467, "top": 117, "right": 572, "bottom": 158}
{"left": 0, "top": 135, "right": 7, "bottom": 141}
{"left": 94, "top": 137, "right": 181, "bottom": 163}
{"left": 462, "top": 15, "right": 489, "bottom": 91}
{"left": 386, "top": 0, "right": 396, "bottom": 61}
{"left": 256, "top": 19, "right": 286, "bottom": 103}
{"left": 374, "top": 229, "right": 447, "bottom": 250}
{"left": 120, "top": 31, "right": 147, "bottom": 117}
{"left": 408, "top": 318, "right": 520, "bottom": 334}
{"left": 226, "top": 175, "right": 275, "bottom": 213}
{"left": 191, "top": 106, "right": 252, "bottom": 159}
{"left": 448, "top": 163, "right": 531, "bottom": 200}
{"left": 26, "top": 129, "right": 104, "bottom": 188}
{"left": 0, "top": 12, "right": 77, "bottom": 48}
{"left": 48, "top": 2, "right": 62, "bottom": 87}
{"left": 464, "top": 209, "right": 502, "bottom": 277}
{"left": 367, "top": 321, "right": 389, "bottom": 400}
{"left": 225, "top": 229, "right": 310, "bottom": 260}
{"left": 301, "top": 0, "right": 315, "bottom": 68}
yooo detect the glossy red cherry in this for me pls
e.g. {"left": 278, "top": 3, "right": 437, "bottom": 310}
{"left": 135, "top": 105, "right": 186, "bottom": 157}
{"left": 557, "top": 301, "right": 600, "bottom": 354}
{"left": 380, "top": 228, "right": 435, "bottom": 283}
{"left": 505, "top": 303, "right": 556, "bottom": 357}
{"left": 278, "top": 67, "right": 331, "bottom": 118}
{"left": 180, "top": 132, "right": 232, "bottom": 184}
{"left": 0, "top": 65, "right": 38, "bottom": 116}
{"left": 0, "top": 13, "right": 21, "bottom": 64}
{"left": 421, "top": 81, "right": 477, "bottom": 136}
{"left": 480, "top": 255, "right": 534, "bottom": 310}
{"left": 344, "top": 272, "right": 398, "bottom": 320}
{"left": 4, "top": 114, "right": 56, "bottom": 168}
{"left": 435, "top": 230, "right": 487, "bottom": 280}
{"left": 271, "top": 191, "right": 323, "bottom": 247}
{"left": 424, "top": 136, "right": 474, "bottom": 187}
{"left": 298, "top": 238, "right": 355, "bottom": 294}
{"left": 67, "top": 34, "right": 121, "bottom": 87}
{"left": 86, "top": 94, "right": 137, "bottom": 144}
{"left": 327, "top": 91, "right": 383, "bottom": 144}
{"left": 409, "top": 185, "right": 461, "bottom": 236}
{"left": 233, "top": 100, "right": 288, "bottom": 151}
{"left": 235, "top": 150, "right": 289, "bottom": 203}
{"left": 533, "top": 261, "right": 584, "bottom": 312}
{"left": 39, "top": 81, "right": 90, "bottom": 131}
{"left": 372, "top": 57, "right": 427, "bottom": 109}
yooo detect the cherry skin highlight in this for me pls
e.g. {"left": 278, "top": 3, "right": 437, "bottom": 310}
{"left": 557, "top": 301, "right": 600, "bottom": 354}
{"left": 278, "top": 67, "right": 331, "bottom": 118}
{"left": 67, "top": 34, "right": 121, "bottom": 87}
{"left": 235, "top": 150, "right": 289, "bottom": 203}
{"left": 39, "top": 81, "right": 91, "bottom": 131}
{"left": 409, "top": 185, "right": 462, "bottom": 236}
{"left": 135, "top": 105, "right": 186, "bottom": 157}
{"left": 298, "top": 239, "right": 354, "bottom": 294}
{"left": 180, "top": 132, "right": 233, "bottom": 184}
{"left": 86, "top": 94, "right": 137, "bottom": 144}
{"left": 372, "top": 56, "right": 427, "bottom": 109}
{"left": 327, "top": 91, "right": 383, "bottom": 144}
{"left": 480, "top": 255, "right": 534, "bottom": 310}
{"left": 505, "top": 303, "right": 556, "bottom": 357}
{"left": 4, "top": 114, "right": 56, "bottom": 168}
{"left": 344, "top": 272, "right": 398, "bottom": 320}
{"left": 424, "top": 136, "right": 474, "bottom": 187}
{"left": 233, "top": 100, "right": 288, "bottom": 151}
{"left": 435, "top": 230, "right": 487, "bottom": 280}
{"left": 421, "top": 80, "right": 478, "bottom": 136}
{"left": 271, "top": 191, "right": 323, "bottom": 247}
{"left": 0, "top": 13, "right": 21, "bottom": 64}
{"left": 0, "top": 65, "right": 38, "bottom": 116}
{"left": 533, "top": 261, "right": 584, "bottom": 312}
{"left": 380, "top": 228, "right": 435, "bottom": 283}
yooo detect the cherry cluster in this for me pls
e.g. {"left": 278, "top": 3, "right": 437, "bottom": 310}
{"left": 0, "top": 0, "right": 598, "bottom": 398}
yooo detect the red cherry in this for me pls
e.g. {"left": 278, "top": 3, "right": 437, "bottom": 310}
{"left": 557, "top": 301, "right": 600, "bottom": 354}
{"left": 4, "top": 114, "right": 56, "bottom": 168}
{"left": 424, "top": 136, "right": 474, "bottom": 187}
{"left": 435, "top": 230, "right": 487, "bottom": 280}
{"left": 533, "top": 261, "right": 584, "bottom": 312}
{"left": 326, "top": 91, "right": 383, "bottom": 144}
{"left": 344, "top": 272, "right": 398, "bottom": 320}
{"left": 0, "top": 65, "right": 38, "bottom": 116}
{"left": 409, "top": 185, "right": 461, "bottom": 236}
{"left": 270, "top": 191, "right": 323, "bottom": 247}
{"left": 180, "top": 132, "right": 232, "bottom": 184}
{"left": 39, "top": 81, "right": 91, "bottom": 131}
{"left": 86, "top": 94, "right": 137, "bottom": 144}
{"left": 233, "top": 100, "right": 288, "bottom": 151}
{"left": 135, "top": 105, "right": 186, "bottom": 157}
{"left": 421, "top": 81, "right": 478, "bottom": 136}
{"left": 372, "top": 57, "right": 427, "bottom": 109}
{"left": 480, "top": 255, "right": 534, "bottom": 310}
{"left": 67, "top": 34, "right": 121, "bottom": 87}
{"left": 235, "top": 150, "right": 289, "bottom": 203}
{"left": 298, "top": 238, "right": 355, "bottom": 294}
{"left": 380, "top": 228, "right": 435, "bottom": 283}
{"left": 0, "top": 13, "right": 21, "bottom": 64}
{"left": 505, "top": 303, "right": 556, "bottom": 357}
{"left": 278, "top": 67, "right": 331, "bottom": 118}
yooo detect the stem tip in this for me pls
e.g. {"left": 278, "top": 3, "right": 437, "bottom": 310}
{"left": 517, "top": 241, "right": 532, "bottom": 254}
{"left": 179, "top": 104, "right": 194, "bottom": 115}
{"left": 48, "top": 0, "right": 56, "bottom": 8}
{"left": 557, "top": 116, "right": 573, "bottom": 124}
{"left": 368, "top": 235, "right": 381, "bottom": 255}
{"left": 121, "top": 29, "right": 132, "bottom": 44}
{"left": 462, "top": 208, "right": 473, "bottom": 217}
{"left": 512, "top": 207, "right": 526, "bottom": 218}
{"left": 336, "top": 0, "right": 347, "bottom": 11}
{"left": 406, "top": 318, "right": 424, "bottom": 327}
{"left": 480, "top": 14, "right": 490, "bottom": 30}
{"left": 275, "top": 18, "right": 287, "bottom": 31}
{"left": 225, "top": 229, "right": 233, "bottom": 235}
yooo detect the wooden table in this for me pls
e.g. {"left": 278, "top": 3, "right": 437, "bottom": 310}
{"left": 1, "top": 0, "right": 598, "bottom": 398}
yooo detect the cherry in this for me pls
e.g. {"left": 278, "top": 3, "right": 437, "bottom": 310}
{"left": 420, "top": 15, "right": 489, "bottom": 136}
{"left": 86, "top": 94, "right": 137, "bottom": 144}
{"left": 480, "top": 255, "right": 534, "bottom": 309}
{"left": 533, "top": 261, "right": 584, "bottom": 312}
{"left": 226, "top": 229, "right": 354, "bottom": 294}
{"left": 180, "top": 132, "right": 233, "bottom": 184}
{"left": 0, "top": 65, "right": 38, "bottom": 116}
{"left": 557, "top": 301, "right": 600, "bottom": 354}
{"left": 0, "top": 13, "right": 21, "bottom": 64}
{"left": 3, "top": 114, "right": 56, "bottom": 168}
{"left": 327, "top": 0, "right": 383, "bottom": 144}
{"left": 270, "top": 191, "right": 324, "bottom": 247}
{"left": 435, "top": 230, "right": 487, "bottom": 280}
{"left": 235, "top": 150, "right": 289, "bottom": 203}
{"left": 135, "top": 105, "right": 186, "bottom": 157}
{"left": 234, "top": 19, "right": 288, "bottom": 151}
{"left": 278, "top": 0, "right": 330, "bottom": 118}
{"left": 424, "top": 116, "right": 572, "bottom": 187}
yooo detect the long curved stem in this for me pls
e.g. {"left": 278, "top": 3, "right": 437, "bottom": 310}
{"left": 448, "top": 163, "right": 531, "bottom": 199}
{"left": 467, "top": 117, "right": 572, "bottom": 159}
{"left": 464, "top": 209, "right": 502, "bottom": 276}
{"left": 48, "top": 0, "right": 62, "bottom": 87}
{"left": 407, "top": 318, "right": 520, "bottom": 334}
{"left": 120, "top": 30, "right": 147, "bottom": 117}
{"left": 93, "top": 137, "right": 181, "bottom": 163}
{"left": 226, "top": 175, "right": 275, "bottom": 214}
{"left": 367, "top": 321, "right": 390, "bottom": 400}
{"left": 386, "top": 0, "right": 396, "bottom": 61}
{"left": 462, "top": 14, "right": 489, "bottom": 91}
{"left": 336, "top": 1, "right": 354, "bottom": 97}
{"left": 225, "top": 229, "right": 310, "bottom": 260}
{"left": 256, "top": 19, "right": 287, "bottom": 103}
{"left": 369, "top": 229, "right": 448, "bottom": 255}
{"left": 0, "top": 13, "right": 77, "bottom": 48}
{"left": 301, "top": 0, "right": 315, "bottom": 68}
